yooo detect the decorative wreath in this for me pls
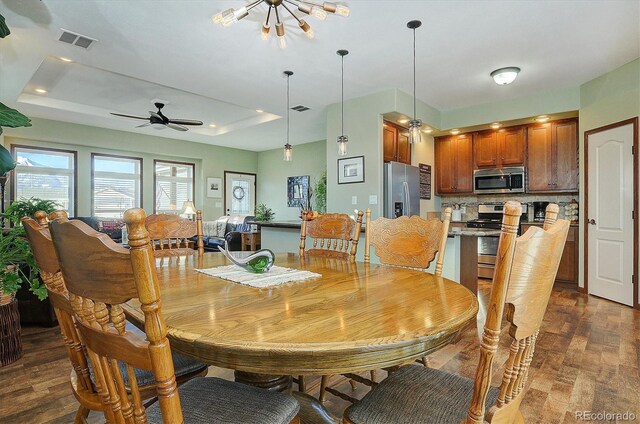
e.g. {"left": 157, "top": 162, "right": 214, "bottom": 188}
{"left": 232, "top": 186, "right": 245, "bottom": 200}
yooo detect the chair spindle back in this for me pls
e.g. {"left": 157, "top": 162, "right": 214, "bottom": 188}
{"left": 145, "top": 211, "right": 204, "bottom": 256}
{"left": 299, "top": 211, "right": 364, "bottom": 262}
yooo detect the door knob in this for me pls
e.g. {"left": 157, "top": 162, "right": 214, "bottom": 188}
{"left": 588, "top": 219, "right": 596, "bottom": 225}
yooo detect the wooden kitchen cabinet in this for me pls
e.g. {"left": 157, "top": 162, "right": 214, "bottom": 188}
{"left": 475, "top": 127, "right": 525, "bottom": 168}
{"left": 383, "top": 121, "right": 411, "bottom": 164}
{"left": 522, "top": 223, "right": 578, "bottom": 287}
{"left": 435, "top": 134, "right": 473, "bottom": 194}
{"left": 527, "top": 118, "right": 578, "bottom": 192}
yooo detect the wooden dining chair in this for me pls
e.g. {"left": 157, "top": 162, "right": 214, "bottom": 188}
{"left": 317, "top": 207, "right": 453, "bottom": 402}
{"left": 364, "top": 207, "right": 452, "bottom": 274}
{"left": 343, "top": 202, "right": 569, "bottom": 424}
{"left": 48, "top": 208, "right": 300, "bottom": 424}
{"left": 22, "top": 210, "right": 209, "bottom": 423}
{"left": 299, "top": 211, "right": 364, "bottom": 262}
{"left": 145, "top": 211, "right": 204, "bottom": 256}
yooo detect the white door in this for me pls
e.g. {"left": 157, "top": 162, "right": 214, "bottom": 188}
{"left": 587, "top": 123, "right": 635, "bottom": 306}
{"left": 224, "top": 172, "right": 256, "bottom": 216}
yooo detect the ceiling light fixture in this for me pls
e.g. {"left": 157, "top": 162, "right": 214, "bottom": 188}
{"left": 256, "top": 109, "right": 264, "bottom": 113}
{"left": 398, "top": 118, "right": 410, "bottom": 124}
{"left": 490, "top": 123, "right": 501, "bottom": 129}
{"left": 34, "top": 88, "right": 48, "bottom": 94}
{"left": 209, "top": 124, "right": 217, "bottom": 128}
{"left": 450, "top": 129, "right": 460, "bottom": 135}
{"left": 283, "top": 70, "right": 294, "bottom": 162}
{"left": 58, "top": 57, "right": 73, "bottom": 63}
{"left": 407, "top": 20, "right": 422, "bottom": 144}
{"left": 490, "top": 67, "right": 520, "bottom": 85}
{"left": 423, "top": 127, "right": 433, "bottom": 134}
{"left": 536, "top": 115, "right": 549, "bottom": 122}
{"left": 336, "top": 49, "right": 349, "bottom": 156}
{"left": 213, "top": 0, "right": 349, "bottom": 49}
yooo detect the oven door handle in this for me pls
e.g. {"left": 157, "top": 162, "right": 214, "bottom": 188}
{"left": 506, "top": 174, "right": 512, "bottom": 190}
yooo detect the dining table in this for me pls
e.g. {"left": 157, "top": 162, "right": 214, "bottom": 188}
{"left": 123, "top": 251, "right": 479, "bottom": 423}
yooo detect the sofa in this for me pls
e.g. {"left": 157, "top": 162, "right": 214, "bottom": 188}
{"left": 200, "top": 215, "right": 254, "bottom": 252}
{"left": 75, "top": 217, "right": 125, "bottom": 243}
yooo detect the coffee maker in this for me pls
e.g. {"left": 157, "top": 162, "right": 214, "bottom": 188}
{"left": 532, "top": 201, "right": 549, "bottom": 222}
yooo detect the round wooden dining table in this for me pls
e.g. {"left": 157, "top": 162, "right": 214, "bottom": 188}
{"left": 123, "top": 252, "right": 478, "bottom": 421}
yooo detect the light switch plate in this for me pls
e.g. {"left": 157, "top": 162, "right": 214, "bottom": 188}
{"left": 352, "top": 196, "right": 358, "bottom": 205}
{"left": 369, "top": 195, "right": 378, "bottom": 204}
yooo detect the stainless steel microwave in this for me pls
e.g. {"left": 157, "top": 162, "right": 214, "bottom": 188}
{"left": 473, "top": 167, "right": 525, "bottom": 194}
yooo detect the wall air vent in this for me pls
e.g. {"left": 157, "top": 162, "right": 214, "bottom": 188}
{"left": 58, "top": 29, "right": 97, "bottom": 49}
{"left": 291, "top": 105, "right": 310, "bottom": 112}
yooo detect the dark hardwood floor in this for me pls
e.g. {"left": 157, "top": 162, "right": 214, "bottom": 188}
{"left": 1, "top": 280, "right": 639, "bottom": 423}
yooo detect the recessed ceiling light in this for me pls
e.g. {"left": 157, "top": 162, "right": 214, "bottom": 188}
{"left": 208, "top": 123, "right": 217, "bottom": 128}
{"left": 535, "top": 115, "right": 549, "bottom": 123}
{"left": 398, "top": 118, "right": 410, "bottom": 124}
{"left": 34, "top": 88, "right": 48, "bottom": 94}
{"left": 256, "top": 109, "right": 264, "bottom": 113}
{"left": 58, "top": 57, "right": 73, "bottom": 62}
{"left": 423, "top": 127, "right": 433, "bottom": 134}
{"left": 490, "top": 123, "right": 501, "bottom": 129}
{"left": 450, "top": 129, "right": 460, "bottom": 135}
{"left": 490, "top": 67, "right": 520, "bottom": 85}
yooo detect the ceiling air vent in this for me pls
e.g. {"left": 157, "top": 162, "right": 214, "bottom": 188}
{"left": 58, "top": 29, "right": 97, "bottom": 49}
{"left": 291, "top": 105, "right": 310, "bottom": 112}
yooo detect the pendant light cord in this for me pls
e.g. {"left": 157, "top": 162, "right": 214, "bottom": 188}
{"left": 287, "top": 73, "right": 290, "bottom": 144}
{"left": 412, "top": 27, "right": 416, "bottom": 120}
{"left": 341, "top": 54, "right": 344, "bottom": 137}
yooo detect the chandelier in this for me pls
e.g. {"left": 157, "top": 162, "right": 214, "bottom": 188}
{"left": 213, "top": 0, "right": 350, "bottom": 49}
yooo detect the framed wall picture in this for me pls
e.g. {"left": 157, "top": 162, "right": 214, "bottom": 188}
{"left": 337, "top": 155, "right": 365, "bottom": 184}
{"left": 206, "top": 177, "right": 222, "bottom": 198}
{"left": 287, "top": 175, "right": 310, "bottom": 208}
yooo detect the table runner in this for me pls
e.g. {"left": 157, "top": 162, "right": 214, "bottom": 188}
{"left": 195, "top": 265, "right": 321, "bottom": 288}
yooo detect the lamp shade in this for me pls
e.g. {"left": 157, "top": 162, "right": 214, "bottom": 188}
{"left": 182, "top": 201, "right": 196, "bottom": 215}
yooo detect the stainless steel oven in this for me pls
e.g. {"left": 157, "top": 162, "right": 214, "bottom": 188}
{"left": 473, "top": 167, "right": 525, "bottom": 194}
{"left": 466, "top": 203, "right": 528, "bottom": 279}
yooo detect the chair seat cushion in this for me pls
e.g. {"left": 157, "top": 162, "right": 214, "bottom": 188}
{"left": 146, "top": 377, "right": 300, "bottom": 424}
{"left": 346, "top": 365, "right": 500, "bottom": 424}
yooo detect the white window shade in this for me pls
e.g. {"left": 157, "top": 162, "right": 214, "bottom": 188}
{"left": 92, "top": 155, "right": 142, "bottom": 218}
{"left": 154, "top": 161, "right": 195, "bottom": 213}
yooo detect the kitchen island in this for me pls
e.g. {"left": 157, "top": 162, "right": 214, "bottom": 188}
{"left": 256, "top": 221, "right": 499, "bottom": 295}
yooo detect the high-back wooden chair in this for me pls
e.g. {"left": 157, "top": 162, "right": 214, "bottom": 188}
{"left": 344, "top": 202, "right": 570, "bottom": 424}
{"left": 48, "top": 208, "right": 299, "bottom": 424}
{"left": 299, "top": 211, "right": 364, "bottom": 262}
{"left": 364, "top": 207, "right": 452, "bottom": 275}
{"left": 145, "top": 211, "right": 204, "bottom": 256}
{"left": 23, "top": 210, "right": 209, "bottom": 423}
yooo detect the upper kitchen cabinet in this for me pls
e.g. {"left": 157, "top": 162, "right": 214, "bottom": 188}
{"left": 383, "top": 121, "right": 411, "bottom": 164}
{"left": 527, "top": 118, "right": 578, "bottom": 192}
{"left": 475, "top": 127, "right": 525, "bottom": 168}
{"left": 435, "top": 134, "right": 473, "bottom": 194}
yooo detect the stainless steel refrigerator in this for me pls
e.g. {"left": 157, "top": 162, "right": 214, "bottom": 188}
{"left": 384, "top": 161, "right": 420, "bottom": 218}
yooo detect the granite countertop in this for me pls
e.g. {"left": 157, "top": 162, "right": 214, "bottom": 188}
{"left": 448, "top": 227, "right": 501, "bottom": 237}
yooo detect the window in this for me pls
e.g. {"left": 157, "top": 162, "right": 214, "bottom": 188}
{"left": 154, "top": 160, "right": 195, "bottom": 213}
{"left": 92, "top": 154, "right": 142, "bottom": 218}
{"left": 12, "top": 145, "right": 76, "bottom": 215}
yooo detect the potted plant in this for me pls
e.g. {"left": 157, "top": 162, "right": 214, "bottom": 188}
{"left": 254, "top": 203, "right": 275, "bottom": 222}
{"left": 314, "top": 171, "right": 327, "bottom": 214}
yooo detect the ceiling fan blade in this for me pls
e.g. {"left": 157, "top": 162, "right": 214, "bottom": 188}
{"left": 168, "top": 119, "right": 204, "bottom": 126}
{"left": 136, "top": 122, "right": 151, "bottom": 128}
{"left": 149, "top": 111, "right": 163, "bottom": 120}
{"left": 167, "top": 123, "right": 189, "bottom": 131}
{"left": 111, "top": 112, "right": 149, "bottom": 120}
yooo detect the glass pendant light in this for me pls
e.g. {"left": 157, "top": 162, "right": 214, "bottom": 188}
{"left": 407, "top": 20, "right": 422, "bottom": 144}
{"left": 337, "top": 49, "right": 349, "bottom": 156}
{"left": 283, "top": 70, "right": 293, "bottom": 161}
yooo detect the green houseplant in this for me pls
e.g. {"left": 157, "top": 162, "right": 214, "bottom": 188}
{"left": 314, "top": 171, "right": 327, "bottom": 214}
{"left": 254, "top": 203, "right": 275, "bottom": 222}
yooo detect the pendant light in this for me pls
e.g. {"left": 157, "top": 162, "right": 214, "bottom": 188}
{"left": 336, "top": 49, "right": 349, "bottom": 156}
{"left": 407, "top": 20, "right": 422, "bottom": 144}
{"left": 283, "top": 70, "right": 293, "bottom": 161}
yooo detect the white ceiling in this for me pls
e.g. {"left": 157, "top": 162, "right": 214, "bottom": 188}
{"left": 1, "top": 0, "right": 638, "bottom": 151}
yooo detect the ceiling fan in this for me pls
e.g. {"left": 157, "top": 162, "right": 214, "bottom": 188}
{"left": 111, "top": 102, "right": 203, "bottom": 132}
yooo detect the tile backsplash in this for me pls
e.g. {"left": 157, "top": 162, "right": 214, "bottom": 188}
{"left": 441, "top": 194, "right": 579, "bottom": 222}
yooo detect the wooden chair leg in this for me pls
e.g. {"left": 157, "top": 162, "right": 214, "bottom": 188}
{"left": 349, "top": 379, "right": 357, "bottom": 390}
{"left": 420, "top": 356, "right": 429, "bottom": 367}
{"left": 74, "top": 405, "right": 90, "bottom": 424}
{"left": 370, "top": 369, "right": 377, "bottom": 383}
{"left": 298, "top": 375, "right": 306, "bottom": 392}
{"left": 319, "top": 375, "right": 330, "bottom": 402}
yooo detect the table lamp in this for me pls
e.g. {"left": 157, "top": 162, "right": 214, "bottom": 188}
{"left": 182, "top": 201, "right": 196, "bottom": 220}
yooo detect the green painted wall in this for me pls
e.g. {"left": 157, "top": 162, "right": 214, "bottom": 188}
{"left": 2, "top": 117, "right": 258, "bottom": 220}
{"left": 256, "top": 140, "right": 327, "bottom": 221}
{"left": 441, "top": 86, "right": 581, "bottom": 130}
{"left": 578, "top": 58, "right": 640, "bottom": 291}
